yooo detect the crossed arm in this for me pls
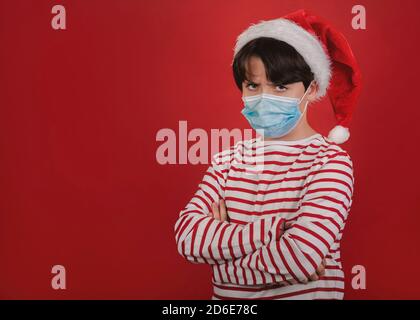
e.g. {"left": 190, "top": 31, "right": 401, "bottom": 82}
{"left": 174, "top": 152, "right": 354, "bottom": 284}
{"left": 174, "top": 161, "right": 286, "bottom": 265}
{"left": 209, "top": 199, "right": 326, "bottom": 284}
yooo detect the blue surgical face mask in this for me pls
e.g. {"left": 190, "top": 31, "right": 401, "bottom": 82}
{"left": 241, "top": 82, "right": 313, "bottom": 138}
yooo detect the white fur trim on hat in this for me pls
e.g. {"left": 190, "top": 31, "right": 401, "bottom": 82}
{"left": 233, "top": 18, "right": 332, "bottom": 100}
{"left": 327, "top": 125, "right": 350, "bottom": 144}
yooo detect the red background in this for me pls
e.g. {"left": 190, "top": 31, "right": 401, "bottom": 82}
{"left": 0, "top": 0, "right": 419, "bottom": 299}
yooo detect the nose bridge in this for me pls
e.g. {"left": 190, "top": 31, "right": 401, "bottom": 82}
{"left": 261, "top": 83, "right": 271, "bottom": 94}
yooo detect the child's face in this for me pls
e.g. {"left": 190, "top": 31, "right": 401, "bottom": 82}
{"left": 242, "top": 56, "right": 318, "bottom": 112}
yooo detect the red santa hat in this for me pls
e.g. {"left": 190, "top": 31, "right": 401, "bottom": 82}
{"left": 232, "top": 9, "right": 362, "bottom": 144}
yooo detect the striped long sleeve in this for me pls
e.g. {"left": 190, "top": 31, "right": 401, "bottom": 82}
{"left": 215, "top": 153, "right": 354, "bottom": 285}
{"left": 174, "top": 159, "right": 286, "bottom": 265}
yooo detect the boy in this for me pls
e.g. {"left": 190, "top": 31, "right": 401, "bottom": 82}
{"left": 174, "top": 9, "right": 361, "bottom": 299}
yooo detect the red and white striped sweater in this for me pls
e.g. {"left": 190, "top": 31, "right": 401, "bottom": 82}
{"left": 174, "top": 133, "right": 354, "bottom": 300}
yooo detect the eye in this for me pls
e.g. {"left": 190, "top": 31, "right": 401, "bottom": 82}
{"left": 275, "top": 84, "right": 287, "bottom": 92}
{"left": 245, "top": 82, "right": 258, "bottom": 91}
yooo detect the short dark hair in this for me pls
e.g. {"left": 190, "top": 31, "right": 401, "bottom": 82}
{"left": 232, "top": 37, "right": 314, "bottom": 92}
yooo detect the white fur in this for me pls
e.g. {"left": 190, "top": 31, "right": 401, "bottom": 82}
{"left": 327, "top": 125, "right": 350, "bottom": 144}
{"left": 232, "top": 18, "right": 332, "bottom": 100}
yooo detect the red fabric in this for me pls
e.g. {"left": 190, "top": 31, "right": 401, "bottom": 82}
{"left": 284, "top": 9, "right": 363, "bottom": 128}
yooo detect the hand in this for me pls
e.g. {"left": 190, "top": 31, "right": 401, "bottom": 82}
{"left": 209, "top": 199, "right": 229, "bottom": 222}
{"left": 299, "top": 259, "right": 327, "bottom": 284}
{"left": 278, "top": 220, "right": 293, "bottom": 240}
{"left": 310, "top": 258, "right": 327, "bottom": 281}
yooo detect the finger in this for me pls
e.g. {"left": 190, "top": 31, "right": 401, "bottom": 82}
{"left": 212, "top": 202, "right": 221, "bottom": 220}
{"left": 276, "top": 221, "right": 286, "bottom": 240}
{"left": 285, "top": 221, "right": 294, "bottom": 229}
{"left": 316, "top": 263, "right": 325, "bottom": 276}
{"left": 219, "top": 199, "right": 228, "bottom": 222}
{"left": 321, "top": 259, "right": 327, "bottom": 275}
{"left": 309, "top": 272, "right": 319, "bottom": 281}
{"left": 316, "top": 259, "right": 327, "bottom": 276}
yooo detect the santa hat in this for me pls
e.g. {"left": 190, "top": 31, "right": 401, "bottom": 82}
{"left": 232, "top": 9, "right": 362, "bottom": 144}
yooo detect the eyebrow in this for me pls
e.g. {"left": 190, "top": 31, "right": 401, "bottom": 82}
{"left": 244, "top": 80, "right": 284, "bottom": 86}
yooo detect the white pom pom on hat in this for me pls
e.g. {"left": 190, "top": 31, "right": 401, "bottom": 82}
{"left": 327, "top": 125, "right": 350, "bottom": 144}
{"left": 232, "top": 9, "right": 362, "bottom": 144}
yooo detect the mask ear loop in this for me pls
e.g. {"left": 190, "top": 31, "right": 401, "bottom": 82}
{"left": 299, "top": 80, "right": 314, "bottom": 116}
{"left": 299, "top": 80, "right": 314, "bottom": 105}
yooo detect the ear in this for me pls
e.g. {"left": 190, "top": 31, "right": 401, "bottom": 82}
{"left": 307, "top": 81, "right": 319, "bottom": 102}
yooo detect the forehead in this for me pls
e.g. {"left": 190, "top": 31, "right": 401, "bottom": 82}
{"left": 245, "top": 56, "right": 268, "bottom": 82}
